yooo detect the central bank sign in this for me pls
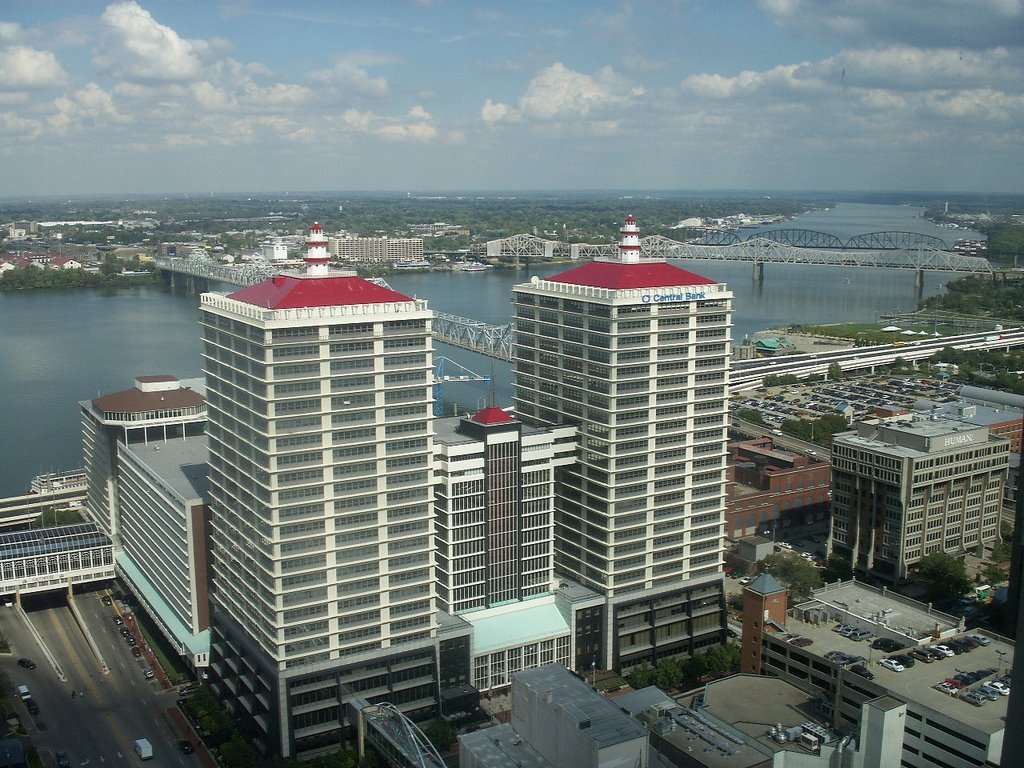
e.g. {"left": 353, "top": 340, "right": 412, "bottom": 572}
{"left": 943, "top": 433, "right": 975, "bottom": 447}
{"left": 641, "top": 291, "right": 705, "bottom": 303}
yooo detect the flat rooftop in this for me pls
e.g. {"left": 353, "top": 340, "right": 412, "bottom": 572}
{"left": 774, "top": 606, "right": 1007, "bottom": 733}
{"left": 120, "top": 437, "right": 209, "bottom": 501}
{"left": 669, "top": 675, "right": 830, "bottom": 768}
{"left": 797, "top": 580, "right": 960, "bottom": 641}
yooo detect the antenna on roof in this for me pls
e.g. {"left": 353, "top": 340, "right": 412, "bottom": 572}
{"left": 488, "top": 362, "right": 497, "bottom": 408}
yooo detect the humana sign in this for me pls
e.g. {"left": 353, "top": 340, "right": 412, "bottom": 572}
{"left": 943, "top": 433, "right": 975, "bottom": 447}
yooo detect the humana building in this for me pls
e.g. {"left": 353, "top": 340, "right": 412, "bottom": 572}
{"left": 200, "top": 225, "right": 438, "bottom": 757}
{"left": 510, "top": 216, "right": 733, "bottom": 671}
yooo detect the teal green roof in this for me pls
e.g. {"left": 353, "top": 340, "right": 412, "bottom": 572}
{"left": 116, "top": 554, "right": 210, "bottom": 659}
{"left": 466, "top": 601, "right": 570, "bottom": 655}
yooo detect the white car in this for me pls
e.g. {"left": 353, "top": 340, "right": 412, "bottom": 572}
{"left": 967, "top": 634, "right": 991, "bottom": 646}
{"left": 983, "top": 681, "right": 1010, "bottom": 696}
{"left": 931, "top": 645, "right": 955, "bottom": 657}
{"left": 738, "top": 576, "right": 752, "bottom": 586}
{"left": 878, "top": 658, "right": 905, "bottom": 672}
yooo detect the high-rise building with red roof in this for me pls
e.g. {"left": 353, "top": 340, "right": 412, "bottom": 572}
{"left": 199, "top": 226, "right": 438, "bottom": 757}
{"left": 512, "top": 215, "right": 733, "bottom": 672}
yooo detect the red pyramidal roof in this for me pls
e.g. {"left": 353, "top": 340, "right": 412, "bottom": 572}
{"left": 470, "top": 406, "right": 515, "bottom": 424}
{"left": 549, "top": 260, "right": 715, "bottom": 290}
{"left": 228, "top": 274, "right": 413, "bottom": 309}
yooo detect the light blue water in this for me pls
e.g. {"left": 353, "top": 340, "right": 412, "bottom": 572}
{"left": 0, "top": 203, "right": 974, "bottom": 495}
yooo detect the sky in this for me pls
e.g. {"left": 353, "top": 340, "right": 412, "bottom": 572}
{"left": 1, "top": 0, "right": 1022, "bottom": 197}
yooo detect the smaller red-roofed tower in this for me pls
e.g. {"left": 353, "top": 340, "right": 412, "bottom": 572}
{"left": 305, "top": 222, "right": 330, "bottom": 276}
{"left": 619, "top": 214, "right": 641, "bottom": 263}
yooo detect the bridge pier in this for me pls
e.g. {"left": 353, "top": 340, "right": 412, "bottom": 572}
{"left": 915, "top": 269, "right": 924, "bottom": 289}
{"left": 752, "top": 261, "right": 764, "bottom": 282}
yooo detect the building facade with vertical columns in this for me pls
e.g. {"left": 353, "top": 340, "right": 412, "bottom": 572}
{"left": 201, "top": 225, "right": 439, "bottom": 758}
{"left": 511, "top": 216, "right": 733, "bottom": 672}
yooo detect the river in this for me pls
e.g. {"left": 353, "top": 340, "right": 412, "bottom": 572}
{"left": 0, "top": 203, "right": 980, "bottom": 496}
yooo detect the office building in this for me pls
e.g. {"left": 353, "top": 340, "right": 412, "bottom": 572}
{"left": 829, "top": 415, "right": 1010, "bottom": 584}
{"left": 511, "top": 215, "right": 733, "bottom": 672}
{"left": 200, "top": 224, "right": 438, "bottom": 757}
{"left": 81, "top": 375, "right": 206, "bottom": 540}
{"left": 433, "top": 408, "right": 598, "bottom": 692}
{"left": 116, "top": 437, "right": 211, "bottom": 668}
{"left": 330, "top": 234, "right": 424, "bottom": 265}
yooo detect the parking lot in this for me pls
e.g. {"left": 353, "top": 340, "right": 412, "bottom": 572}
{"left": 733, "top": 372, "right": 962, "bottom": 428}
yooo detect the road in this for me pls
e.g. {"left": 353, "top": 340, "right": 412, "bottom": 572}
{"left": 3, "top": 589, "right": 196, "bottom": 767}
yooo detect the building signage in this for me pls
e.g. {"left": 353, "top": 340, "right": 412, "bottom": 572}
{"left": 641, "top": 291, "right": 706, "bottom": 303}
{"left": 943, "top": 433, "right": 975, "bottom": 447}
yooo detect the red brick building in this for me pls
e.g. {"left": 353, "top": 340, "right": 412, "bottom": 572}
{"left": 726, "top": 437, "right": 831, "bottom": 539}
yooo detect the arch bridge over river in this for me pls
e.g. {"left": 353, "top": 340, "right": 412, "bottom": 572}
{"left": 479, "top": 228, "right": 991, "bottom": 285}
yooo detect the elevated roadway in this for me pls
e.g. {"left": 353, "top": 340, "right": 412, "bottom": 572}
{"left": 730, "top": 328, "right": 1024, "bottom": 392}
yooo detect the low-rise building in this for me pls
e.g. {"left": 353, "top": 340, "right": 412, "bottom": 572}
{"left": 726, "top": 438, "right": 830, "bottom": 539}
{"left": 742, "top": 577, "right": 1009, "bottom": 768}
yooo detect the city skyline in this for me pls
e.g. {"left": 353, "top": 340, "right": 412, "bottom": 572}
{"left": 2, "top": 1, "right": 1022, "bottom": 197}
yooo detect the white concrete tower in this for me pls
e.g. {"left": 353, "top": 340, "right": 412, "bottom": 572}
{"left": 304, "top": 222, "right": 330, "bottom": 275}
{"left": 619, "top": 214, "right": 641, "bottom": 263}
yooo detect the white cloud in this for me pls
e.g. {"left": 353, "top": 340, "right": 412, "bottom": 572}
{"left": 481, "top": 98, "right": 516, "bottom": 124}
{"left": 483, "top": 63, "right": 643, "bottom": 127}
{"left": 93, "top": 1, "right": 203, "bottom": 83}
{"left": 49, "top": 83, "right": 127, "bottom": 134}
{"left": 0, "top": 22, "right": 23, "bottom": 42}
{"left": 310, "top": 59, "right": 390, "bottom": 99}
{"left": 0, "top": 46, "right": 68, "bottom": 90}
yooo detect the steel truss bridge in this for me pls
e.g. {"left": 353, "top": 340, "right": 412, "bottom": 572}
{"left": 353, "top": 701, "right": 446, "bottom": 768}
{"left": 155, "top": 251, "right": 514, "bottom": 360}
{"left": 479, "top": 229, "right": 992, "bottom": 277}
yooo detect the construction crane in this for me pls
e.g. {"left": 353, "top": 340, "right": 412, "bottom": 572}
{"left": 433, "top": 357, "right": 489, "bottom": 416}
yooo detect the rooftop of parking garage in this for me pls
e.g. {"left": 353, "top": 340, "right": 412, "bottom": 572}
{"left": 774, "top": 582, "right": 1011, "bottom": 733}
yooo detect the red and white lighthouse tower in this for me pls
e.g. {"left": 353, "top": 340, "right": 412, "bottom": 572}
{"left": 304, "top": 222, "right": 330, "bottom": 276}
{"left": 618, "top": 215, "right": 641, "bottom": 263}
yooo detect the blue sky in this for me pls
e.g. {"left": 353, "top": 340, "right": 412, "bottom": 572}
{"left": 1, "top": 0, "right": 1022, "bottom": 196}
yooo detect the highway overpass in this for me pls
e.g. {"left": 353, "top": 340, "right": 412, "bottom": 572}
{"left": 729, "top": 328, "right": 1024, "bottom": 391}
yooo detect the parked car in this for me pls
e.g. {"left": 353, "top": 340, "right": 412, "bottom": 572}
{"left": 931, "top": 645, "right": 955, "bottom": 658}
{"left": 910, "top": 648, "right": 934, "bottom": 663}
{"left": 891, "top": 653, "right": 915, "bottom": 668}
{"left": 960, "top": 691, "right": 985, "bottom": 707}
{"left": 966, "top": 634, "right": 991, "bottom": 646}
{"left": 849, "top": 629, "right": 872, "bottom": 641}
{"left": 17, "top": 658, "right": 36, "bottom": 670}
{"left": 178, "top": 740, "right": 195, "bottom": 754}
{"left": 986, "top": 680, "right": 1011, "bottom": 696}
{"left": 132, "top": 647, "right": 142, "bottom": 658}
{"left": 944, "top": 678, "right": 966, "bottom": 689}
{"left": 56, "top": 751, "right": 71, "bottom": 768}
{"left": 974, "top": 685, "right": 1000, "bottom": 701}
{"left": 934, "top": 682, "right": 959, "bottom": 695}
{"left": 25, "top": 699, "right": 39, "bottom": 716}
{"left": 878, "top": 658, "right": 905, "bottom": 672}
{"left": 850, "top": 664, "right": 875, "bottom": 680}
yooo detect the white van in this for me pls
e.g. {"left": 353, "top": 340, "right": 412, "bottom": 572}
{"left": 133, "top": 738, "right": 153, "bottom": 760}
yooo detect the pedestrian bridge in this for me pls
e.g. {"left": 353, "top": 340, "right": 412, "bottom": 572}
{"left": 0, "top": 523, "right": 115, "bottom": 598}
{"left": 350, "top": 699, "right": 446, "bottom": 768}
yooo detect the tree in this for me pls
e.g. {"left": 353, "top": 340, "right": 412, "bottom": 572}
{"left": 822, "top": 552, "right": 853, "bottom": 583}
{"left": 981, "top": 561, "right": 1008, "bottom": 586}
{"left": 422, "top": 718, "right": 457, "bottom": 754}
{"left": 758, "top": 552, "right": 823, "bottom": 602}
{"left": 915, "top": 552, "right": 972, "bottom": 602}
{"left": 827, "top": 362, "right": 843, "bottom": 380}
{"left": 735, "top": 408, "right": 765, "bottom": 425}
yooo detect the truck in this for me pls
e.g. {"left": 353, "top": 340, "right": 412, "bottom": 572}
{"left": 133, "top": 739, "right": 153, "bottom": 760}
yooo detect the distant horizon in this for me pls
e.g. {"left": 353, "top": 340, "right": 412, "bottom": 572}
{"left": 4, "top": 189, "right": 1023, "bottom": 205}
